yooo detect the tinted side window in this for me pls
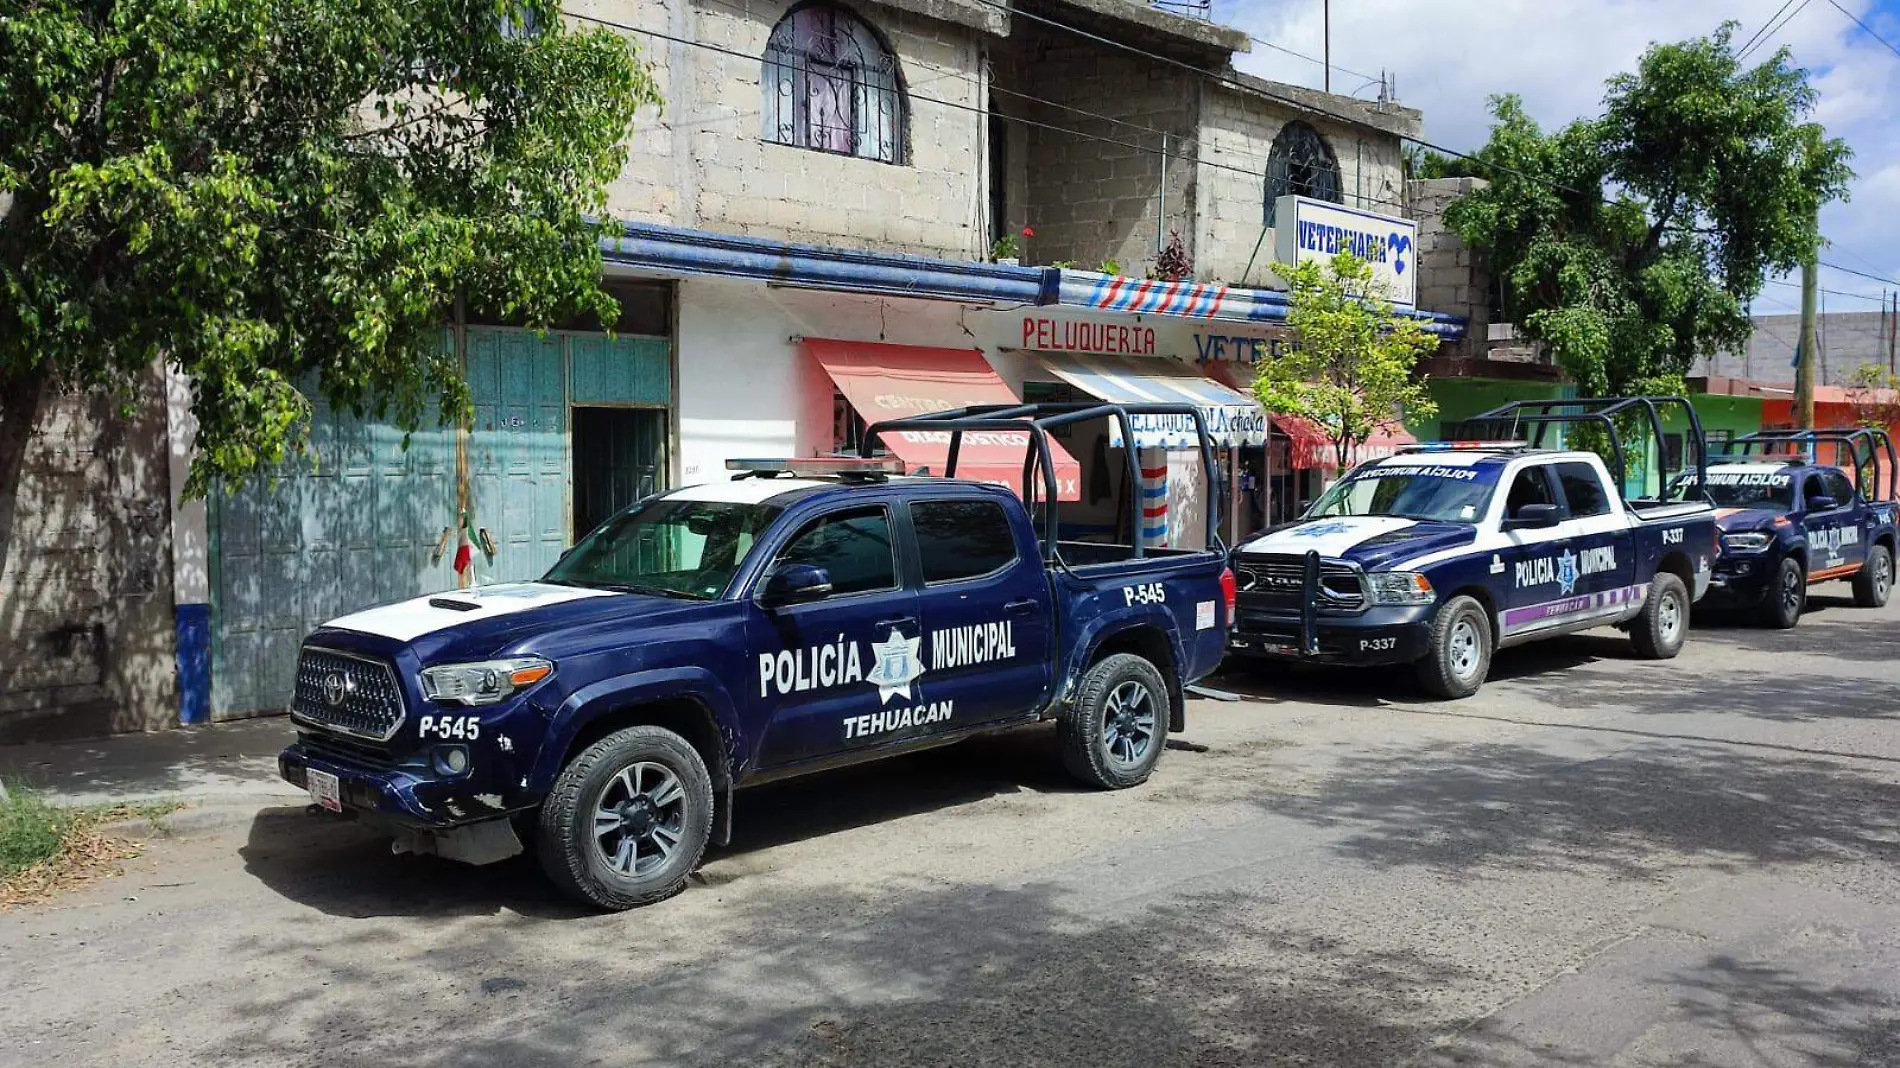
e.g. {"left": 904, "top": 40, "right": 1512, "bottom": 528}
{"left": 912, "top": 500, "right": 1018, "bottom": 583}
{"left": 1554, "top": 462, "right": 1612, "bottom": 518}
{"left": 1504, "top": 466, "right": 1556, "bottom": 514}
{"left": 1803, "top": 473, "right": 1831, "bottom": 509}
{"left": 1824, "top": 469, "right": 1857, "bottom": 504}
{"left": 774, "top": 507, "right": 897, "bottom": 596}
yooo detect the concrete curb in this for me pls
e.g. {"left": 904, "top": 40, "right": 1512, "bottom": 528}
{"left": 96, "top": 796, "right": 293, "bottom": 845}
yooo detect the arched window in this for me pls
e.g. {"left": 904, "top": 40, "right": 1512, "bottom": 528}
{"left": 1264, "top": 121, "right": 1341, "bottom": 225}
{"left": 762, "top": 4, "right": 905, "bottom": 164}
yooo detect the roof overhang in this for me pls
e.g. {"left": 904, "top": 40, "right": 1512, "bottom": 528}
{"left": 1056, "top": 271, "right": 1467, "bottom": 339}
{"left": 600, "top": 220, "right": 1060, "bottom": 307}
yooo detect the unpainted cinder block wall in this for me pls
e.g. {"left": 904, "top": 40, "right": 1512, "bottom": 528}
{"left": 0, "top": 362, "right": 178, "bottom": 744}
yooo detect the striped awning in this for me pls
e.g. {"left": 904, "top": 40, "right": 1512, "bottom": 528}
{"left": 1027, "top": 352, "right": 1267, "bottom": 448}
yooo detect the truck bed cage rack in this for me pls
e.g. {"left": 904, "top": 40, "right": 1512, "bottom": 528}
{"left": 1466, "top": 396, "right": 1709, "bottom": 504}
{"left": 1720, "top": 428, "right": 1899, "bottom": 501}
{"left": 1392, "top": 442, "right": 1544, "bottom": 456}
{"left": 860, "top": 401, "right": 1224, "bottom": 562}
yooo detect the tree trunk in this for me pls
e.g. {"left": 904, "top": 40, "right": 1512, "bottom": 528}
{"left": 0, "top": 369, "right": 47, "bottom": 588}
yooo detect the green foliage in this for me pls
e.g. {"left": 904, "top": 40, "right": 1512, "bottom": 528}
{"left": 0, "top": 789, "right": 71, "bottom": 878}
{"left": 1401, "top": 145, "right": 1479, "bottom": 181}
{"left": 1098, "top": 259, "right": 1122, "bottom": 276}
{"left": 0, "top": 0, "right": 657, "bottom": 494}
{"left": 1845, "top": 364, "right": 1900, "bottom": 431}
{"left": 1443, "top": 25, "right": 1852, "bottom": 397}
{"left": 1253, "top": 252, "right": 1440, "bottom": 469}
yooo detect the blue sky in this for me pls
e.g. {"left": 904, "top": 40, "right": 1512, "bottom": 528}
{"left": 1215, "top": 0, "right": 1900, "bottom": 315}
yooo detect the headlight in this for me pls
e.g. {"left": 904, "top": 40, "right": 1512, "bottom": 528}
{"left": 1368, "top": 571, "right": 1436, "bottom": 606}
{"left": 1721, "top": 532, "right": 1772, "bottom": 553}
{"left": 419, "top": 657, "right": 554, "bottom": 706}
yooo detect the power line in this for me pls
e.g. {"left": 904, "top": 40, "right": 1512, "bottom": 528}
{"left": 1740, "top": 0, "right": 1815, "bottom": 61}
{"left": 1767, "top": 277, "right": 1888, "bottom": 303}
{"left": 562, "top": 9, "right": 1407, "bottom": 211}
{"left": 1738, "top": 0, "right": 1802, "bottom": 57}
{"left": 1242, "top": 33, "right": 1382, "bottom": 85}
{"left": 1821, "top": 0, "right": 1900, "bottom": 59}
{"left": 1821, "top": 259, "right": 1900, "bottom": 288}
{"left": 957, "top": 0, "right": 1591, "bottom": 199}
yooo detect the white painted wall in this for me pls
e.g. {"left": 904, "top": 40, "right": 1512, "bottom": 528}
{"left": 166, "top": 365, "right": 209, "bottom": 606}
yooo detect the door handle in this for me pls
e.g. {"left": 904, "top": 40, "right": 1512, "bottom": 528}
{"left": 876, "top": 617, "right": 918, "bottom": 632}
{"left": 1004, "top": 598, "right": 1038, "bottom": 614}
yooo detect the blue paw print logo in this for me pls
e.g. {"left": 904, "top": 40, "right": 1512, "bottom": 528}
{"left": 1388, "top": 233, "right": 1412, "bottom": 276}
{"left": 1292, "top": 520, "right": 1355, "bottom": 538}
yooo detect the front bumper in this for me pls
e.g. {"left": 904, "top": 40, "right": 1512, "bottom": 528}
{"left": 1228, "top": 603, "right": 1434, "bottom": 666}
{"left": 1702, "top": 555, "right": 1774, "bottom": 606}
{"left": 279, "top": 726, "right": 541, "bottom": 832}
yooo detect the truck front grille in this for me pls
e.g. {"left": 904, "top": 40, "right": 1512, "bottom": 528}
{"left": 298, "top": 731, "right": 404, "bottom": 773}
{"left": 292, "top": 647, "right": 406, "bottom": 741}
{"left": 1234, "top": 554, "right": 1367, "bottom": 612}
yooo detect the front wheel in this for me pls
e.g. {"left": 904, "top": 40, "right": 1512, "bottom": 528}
{"left": 1059, "top": 653, "right": 1170, "bottom": 789}
{"left": 1758, "top": 557, "right": 1805, "bottom": 629}
{"left": 1414, "top": 595, "right": 1492, "bottom": 700}
{"left": 1853, "top": 544, "right": 1893, "bottom": 608}
{"left": 1631, "top": 572, "right": 1690, "bottom": 658}
{"left": 536, "top": 725, "right": 714, "bottom": 911}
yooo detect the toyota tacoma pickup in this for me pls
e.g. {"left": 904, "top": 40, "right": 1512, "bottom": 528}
{"left": 280, "top": 403, "right": 1233, "bottom": 910}
{"left": 1227, "top": 397, "right": 1718, "bottom": 698}
{"left": 1698, "top": 428, "right": 1899, "bottom": 627}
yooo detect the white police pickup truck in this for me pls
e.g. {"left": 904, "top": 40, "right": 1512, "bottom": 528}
{"left": 1227, "top": 397, "right": 1719, "bottom": 698}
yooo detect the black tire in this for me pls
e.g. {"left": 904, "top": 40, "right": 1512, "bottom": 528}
{"left": 1758, "top": 556, "right": 1805, "bottom": 629}
{"left": 536, "top": 725, "right": 714, "bottom": 911}
{"left": 1059, "top": 653, "right": 1170, "bottom": 789}
{"left": 1414, "top": 595, "right": 1492, "bottom": 699}
{"left": 1630, "top": 571, "right": 1690, "bottom": 659}
{"left": 1853, "top": 544, "right": 1893, "bottom": 608}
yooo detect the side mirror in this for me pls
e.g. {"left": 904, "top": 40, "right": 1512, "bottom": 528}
{"left": 759, "top": 564, "right": 833, "bottom": 607}
{"left": 1807, "top": 495, "right": 1838, "bottom": 512}
{"left": 1505, "top": 503, "right": 1562, "bottom": 530}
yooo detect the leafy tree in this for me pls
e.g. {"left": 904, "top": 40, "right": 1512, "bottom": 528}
{"left": 1845, "top": 363, "right": 1900, "bottom": 432}
{"left": 1253, "top": 252, "right": 1439, "bottom": 471}
{"left": 1442, "top": 25, "right": 1852, "bottom": 398}
{"left": 0, "top": 0, "right": 656, "bottom": 577}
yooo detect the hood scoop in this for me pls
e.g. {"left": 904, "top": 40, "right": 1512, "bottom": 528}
{"left": 428, "top": 597, "right": 481, "bottom": 612}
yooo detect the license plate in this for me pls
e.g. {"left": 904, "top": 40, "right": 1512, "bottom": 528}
{"left": 307, "top": 768, "right": 342, "bottom": 813}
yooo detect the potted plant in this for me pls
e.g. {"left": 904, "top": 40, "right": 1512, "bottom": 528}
{"left": 991, "top": 225, "right": 1034, "bottom": 265}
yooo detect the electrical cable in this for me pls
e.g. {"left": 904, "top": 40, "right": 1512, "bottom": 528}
{"left": 1821, "top": 0, "right": 1900, "bottom": 60}
{"left": 563, "top": 8, "right": 1410, "bottom": 210}
{"left": 1740, "top": 0, "right": 1815, "bottom": 61}
{"left": 1738, "top": 0, "right": 1801, "bottom": 58}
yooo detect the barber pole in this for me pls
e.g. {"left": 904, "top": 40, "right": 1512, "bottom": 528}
{"left": 1141, "top": 450, "right": 1168, "bottom": 548}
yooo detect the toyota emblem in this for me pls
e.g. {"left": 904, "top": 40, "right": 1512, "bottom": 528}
{"left": 321, "top": 672, "right": 349, "bottom": 707}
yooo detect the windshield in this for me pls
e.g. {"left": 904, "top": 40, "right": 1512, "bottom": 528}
{"left": 1306, "top": 463, "right": 1501, "bottom": 524}
{"left": 542, "top": 498, "right": 783, "bottom": 600}
{"left": 1702, "top": 468, "right": 1796, "bottom": 510}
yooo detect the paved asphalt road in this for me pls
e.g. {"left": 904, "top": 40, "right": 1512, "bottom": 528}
{"left": 8, "top": 592, "right": 1900, "bottom": 1067}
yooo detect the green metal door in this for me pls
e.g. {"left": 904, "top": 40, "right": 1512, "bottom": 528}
{"left": 467, "top": 329, "right": 569, "bottom": 584}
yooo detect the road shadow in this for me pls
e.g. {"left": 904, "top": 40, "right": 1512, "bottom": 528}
{"left": 240, "top": 728, "right": 1083, "bottom": 918}
{"left": 1212, "top": 632, "right": 1626, "bottom": 707}
{"left": 202, "top": 877, "right": 1538, "bottom": 1068}
{"left": 1507, "top": 659, "right": 1900, "bottom": 723}
{"left": 0, "top": 716, "right": 294, "bottom": 801}
{"left": 1689, "top": 604, "right": 1900, "bottom": 665}
{"left": 1266, "top": 739, "right": 1900, "bottom": 881}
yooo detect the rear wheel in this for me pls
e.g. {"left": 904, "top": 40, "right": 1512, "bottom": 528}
{"left": 1059, "top": 653, "right": 1169, "bottom": 789}
{"left": 1853, "top": 544, "right": 1892, "bottom": 608}
{"left": 537, "top": 725, "right": 713, "bottom": 911}
{"left": 1630, "top": 572, "right": 1689, "bottom": 659}
{"left": 1758, "top": 557, "right": 1805, "bottom": 629}
{"left": 1414, "top": 595, "right": 1491, "bottom": 700}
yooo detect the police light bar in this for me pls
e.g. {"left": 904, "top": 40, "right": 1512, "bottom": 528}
{"left": 725, "top": 456, "right": 906, "bottom": 476}
{"left": 1411, "top": 440, "right": 1526, "bottom": 451}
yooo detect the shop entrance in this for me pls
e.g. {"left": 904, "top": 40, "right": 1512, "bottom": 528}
{"left": 573, "top": 407, "right": 668, "bottom": 537}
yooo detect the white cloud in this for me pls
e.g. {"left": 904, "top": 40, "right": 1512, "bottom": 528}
{"left": 1213, "top": 0, "right": 1900, "bottom": 304}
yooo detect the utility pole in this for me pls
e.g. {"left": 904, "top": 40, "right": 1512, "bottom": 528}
{"left": 1891, "top": 291, "right": 1898, "bottom": 374}
{"left": 1796, "top": 252, "right": 1818, "bottom": 433}
{"left": 1323, "top": 0, "right": 1331, "bottom": 94}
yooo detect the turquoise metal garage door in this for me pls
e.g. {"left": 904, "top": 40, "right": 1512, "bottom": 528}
{"left": 209, "top": 329, "right": 671, "bottom": 717}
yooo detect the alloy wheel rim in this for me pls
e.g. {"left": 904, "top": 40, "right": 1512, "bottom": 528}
{"left": 1879, "top": 556, "right": 1892, "bottom": 597}
{"left": 592, "top": 761, "right": 687, "bottom": 878}
{"left": 1103, "top": 680, "right": 1157, "bottom": 766}
{"left": 1783, "top": 568, "right": 1802, "bottom": 613}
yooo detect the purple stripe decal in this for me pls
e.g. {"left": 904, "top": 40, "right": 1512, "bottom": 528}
{"left": 1502, "top": 584, "right": 1647, "bottom": 627}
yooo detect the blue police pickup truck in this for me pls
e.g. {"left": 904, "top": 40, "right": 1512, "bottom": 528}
{"left": 279, "top": 403, "right": 1233, "bottom": 910}
{"left": 1227, "top": 397, "right": 1719, "bottom": 698}
{"left": 1697, "top": 428, "right": 1899, "bottom": 627}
